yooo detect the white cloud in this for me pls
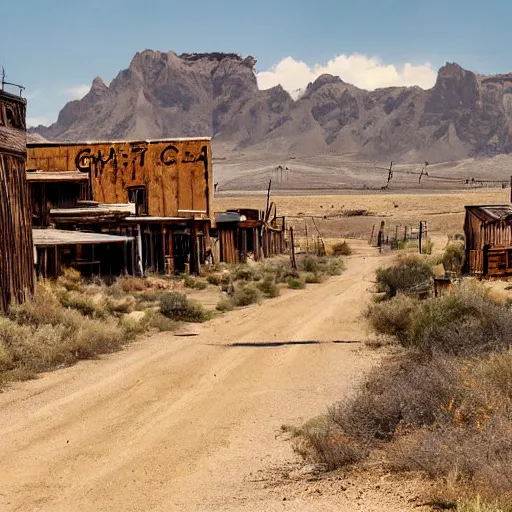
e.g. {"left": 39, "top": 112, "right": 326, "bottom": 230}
{"left": 26, "top": 117, "right": 50, "bottom": 128}
{"left": 64, "top": 84, "right": 90, "bottom": 100}
{"left": 257, "top": 54, "right": 437, "bottom": 99}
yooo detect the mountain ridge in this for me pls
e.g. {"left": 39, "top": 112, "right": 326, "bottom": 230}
{"left": 30, "top": 50, "right": 512, "bottom": 163}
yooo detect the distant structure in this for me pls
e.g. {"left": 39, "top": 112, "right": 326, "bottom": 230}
{"left": 0, "top": 88, "right": 35, "bottom": 311}
{"left": 464, "top": 205, "right": 512, "bottom": 276}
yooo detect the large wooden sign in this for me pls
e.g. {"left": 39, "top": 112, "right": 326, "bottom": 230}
{"left": 27, "top": 138, "right": 213, "bottom": 219}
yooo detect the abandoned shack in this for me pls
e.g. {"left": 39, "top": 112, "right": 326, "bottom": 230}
{"left": 464, "top": 205, "right": 512, "bottom": 276}
{"left": 0, "top": 89, "right": 35, "bottom": 312}
{"left": 33, "top": 229, "right": 134, "bottom": 278}
{"left": 214, "top": 208, "right": 286, "bottom": 264}
{"left": 27, "top": 138, "right": 213, "bottom": 275}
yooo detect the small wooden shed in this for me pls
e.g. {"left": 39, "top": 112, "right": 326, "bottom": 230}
{"left": 464, "top": 205, "right": 512, "bottom": 276}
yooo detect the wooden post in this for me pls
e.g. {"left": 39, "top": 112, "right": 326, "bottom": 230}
{"left": 305, "top": 219, "right": 309, "bottom": 254}
{"left": 290, "top": 227, "right": 297, "bottom": 270}
{"left": 369, "top": 224, "right": 375, "bottom": 245}
{"left": 404, "top": 226, "right": 408, "bottom": 242}
{"left": 510, "top": 175, "right": 512, "bottom": 203}
{"left": 418, "top": 221, "right": 423, "bottom": 254}
{"left": 136, "top": 224, "right": 144, "bottom": 276}
{"left": 266, "top": 179, "right": 272, "bottom": 216}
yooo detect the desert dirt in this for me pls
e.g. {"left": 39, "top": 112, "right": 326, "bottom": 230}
{"left": 0, "top": 239, "right": 434, "bottom": 512}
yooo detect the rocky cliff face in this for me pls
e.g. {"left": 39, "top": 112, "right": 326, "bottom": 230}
{"left": 30, "top": 53, "right": 512, "bottom": 162}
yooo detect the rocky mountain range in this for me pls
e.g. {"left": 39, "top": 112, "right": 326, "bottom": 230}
{"left": 30, "top": 51, "right": 512, "bottom": 163}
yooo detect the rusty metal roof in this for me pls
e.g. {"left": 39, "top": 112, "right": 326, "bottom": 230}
{"left": 465, "top": 205, "right": 512, "bottom": 222}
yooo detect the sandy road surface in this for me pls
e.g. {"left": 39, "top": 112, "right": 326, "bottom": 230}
{"left": 0, "top": 241, "right": 429, "bottom": 511}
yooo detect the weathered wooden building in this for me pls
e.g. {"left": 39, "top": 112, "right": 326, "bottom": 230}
{"left": 0, "top": 89, "right": 35, "bottom": 311}
{"left": 214, "top": 208, "right": 286, "bottom": 264}
{"left": 464, "top": 205, "right": 512, "bottom": 276}
{"left": 27, "top": 138, "right": 213, "bottom": 275}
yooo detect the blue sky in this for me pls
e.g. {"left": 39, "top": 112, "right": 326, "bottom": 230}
{"left": 2, "top": 0, "right": 512, "bottom": 126}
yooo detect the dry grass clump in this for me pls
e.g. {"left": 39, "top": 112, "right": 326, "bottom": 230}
{"left": 331, "top": 241, "right": 352, "bottom": 256}
{"left": 159, "top": 292, "right": 211, "bottom": 323}
{"left": 375, "top": 254, "right": 433, "bottom": 299}
{"left": 257, "top": 275, "right": 280, "bottom": 298}
{"left": 230, "top": 285, "right": 261, "bottom": 307}
{"left": 183, "top": 275, "right": 208, "bottom": 290}
{"left": 442, "top": 242, "right": 465, "bottom": 274}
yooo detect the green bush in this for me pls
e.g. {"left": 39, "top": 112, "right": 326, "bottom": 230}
{"left": 287, "top": 277, "right": 306, "bottom": 289}
{"left": 159, "top": 292, "right": 211, "bottom": 323}
{"left": 375, "top": 255, "right": 433, "bottom": 299}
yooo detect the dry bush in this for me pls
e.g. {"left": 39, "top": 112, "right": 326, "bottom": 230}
{"left": 144, "top": 310, "right": 178, "bottom": 332}
{"left": 216, "top": 298, "right": 235, "bottom": 312}
{"left": 159, "top": 292, "right": 211, "bottom": 322}
{"left": 116, "top": 277, "right": 151, "bottom": 293}
{"left": 232, "top": 265, "right": 262, "bottom": 282}
{"left": 9, "top": 282, "right": 66, "bottom": 327}
{"left": 365, "top": 294, "right": 419, "bottom": 344}
{"left": 443, "top": 242, "right": 465, "bottom": 274}
{"left": 231, "top": 285, "right": 260, "bottom": 307}
{"left": 331, "top": 241, "right": 352, "bottom": 256}
{"left": 257, "top": 275, "right": 280, "bottom": 298}
{"left": 375, "top": 255, "right": 433, "bottom": 299}
{"left": 183, "top": 275, "right": 208, "bottom": 290}
{"left": 305, "top": 272, "right": 324, "bottom": 284}
{"left": 58, "top": 291, "right": 107, "bottom": 318}
{"left": 57, "top": 267, "right": 83, "bottom": 291}
{"left": 206, "top": 274, "right": 222, "bottom": 286}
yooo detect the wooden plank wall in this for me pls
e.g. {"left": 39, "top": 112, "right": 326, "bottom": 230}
{"left": 0, "top": 92, "right": 35, "bottom": 312}
{"left": 27, "top": 139, "right": 213, "bottom": 220}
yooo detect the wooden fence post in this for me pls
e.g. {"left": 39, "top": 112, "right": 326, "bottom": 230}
{"left": 290, "top": 227, "right": 297, "bottom": 270}
{"left": 418, "top": 221, "right": 423, "bottom": 254}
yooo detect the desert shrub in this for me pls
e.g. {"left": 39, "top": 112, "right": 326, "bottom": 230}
{"left": 454, "top": 233, "right": 465, "bottom": 241}
{"left": 159, "top": 292, "right": 211, "bottom": 322}
{"left": 442, "top": 242, "right": 465, "bottom": 274}
{"left": 262, "top": 258, "right": 299, "bottom": 283}
{"left": 231, "top": 286, "right": 260, "bottom": 307}
{"left": 216, "top": 298, "right": 235, "bottom": 312}
{"left": 287, "top": 277, "right": 306, "bottom": 289}
{"left": 57, "top": 267, "right": 83, "bottom": 291}
{"left": 183, "top": 275, "right": 208, "bottom": 290}
{"left": 365, "top": 294, "right": 419, "bottom": 344}
{"left": 294, "top": 425, "right": 365, "bottom": 470}
{"left": 300, "top": 255, "right": 319, "bottom": 273}
{"left": 58, "top": 291, "right": 106, "bottom": 318}
{"left": 8, "top": 282, "right": 65, "bottom": 327}
{"left": 68, "top": 317, "right": 126, "bottom": 359}
{"left": 422, "top": 239, "right": 434, "bottom": 255}
{"left": 144, "top": 310, "right": 177, "bottom": 332}
{"left": 375, "top": 255, "right": 433, "bottom": 299}
{"left": 305, "top": 272, "right": 324, "bottom": 284}
{"left": 206, "top": 274, "right": 222, "bottom": 286}
{"left": 457, "top": 497, "right": 510, "bottom": 512}
{"left": 232, "top": 265, "right": 261, "bottom": 282}
{"left": 331, "top": 241, "right": 352, "bottom": 256}
{"left": 257, "top": 275, "right": 280, "bottom": 298}
{"left": 116, "top": 277, "right": 150, "bottom": 293}
{"left": 342, "top": 209, "right": 371, "bottom": 217}
{"left": 106, "top": 296, "right": 136, "bottom": 315}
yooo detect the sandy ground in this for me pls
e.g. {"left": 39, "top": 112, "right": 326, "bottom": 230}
{"left": 0, "top": 241, "right": 432, "bottom": 512}
{"left": 215, "top": 187, "right": 510, "bottom": 239}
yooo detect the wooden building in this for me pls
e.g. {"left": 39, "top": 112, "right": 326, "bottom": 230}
{"left": 27, "top": 138, "right": 213, "bottom": 275}
{"left": 0, "top": 89, "right": 35, "bottom": 312}
{"left": 464, "top": 205, "right": 512, "bottom": 276}
{"left": 214, "top": 209, "right": 286, "bottom": 264}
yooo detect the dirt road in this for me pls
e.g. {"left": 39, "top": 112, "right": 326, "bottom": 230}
{"left": 0, "top": 241, "right": 428, "bottom": 511}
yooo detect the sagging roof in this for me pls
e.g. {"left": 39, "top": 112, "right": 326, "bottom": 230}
{"left": 51, "top": 203, "right": 136, "bottom": 217}
{"left": 33, "top": 229, "right": 133, "bottom": 247}
{"left": 465, "top": 205, "right": 512, "bottom": 222}
{"left": 26, "top": 171, "right": 89, "bottom": 182}
{"left": 27, "top": 136, "right": 211, "bottom": 148}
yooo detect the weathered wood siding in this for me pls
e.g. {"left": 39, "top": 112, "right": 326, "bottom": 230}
{"left": 0, "top": 91, "right": 35, "bottom": 312}
{"left": 27, "top": 139, "right": 213, "bottom": 220}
